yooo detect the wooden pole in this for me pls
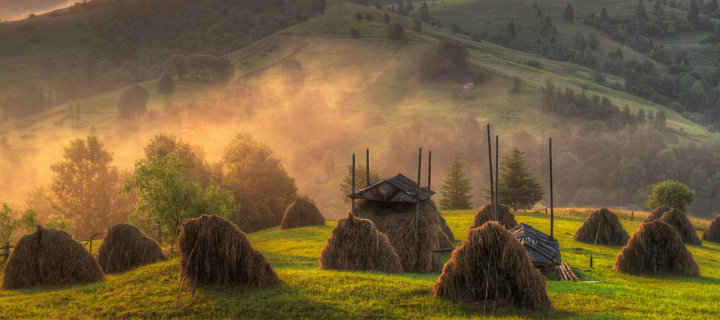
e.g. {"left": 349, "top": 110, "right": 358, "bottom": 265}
{"left": 366, "top": 148, "right": 370, "bottom": 187}
{"left": 487, "top": 125, "right": 495, "bottom": 222}
{"left": 351, "top": 153, "right": 355, "bottom": 218}
{"left": 631, "top": 211, "right": 634, "bottom": 221}
{"left": 549, "top": 137, "right": 554, "bottom": 240}
{"left": 416, "top": 148, "right": 422, "bottom": 240}
{"left": 428, "top": 150, "right": 432, "bottom": 191}
{"left": 495, "top": 135, "right": 499, "bottom": 222}
{"left": 590, "top": 254, "right": 593, "bottom": 268}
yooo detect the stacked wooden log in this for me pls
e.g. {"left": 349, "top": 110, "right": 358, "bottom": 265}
{"left": 556, "top": 262, "right": 578, "bottom": 281}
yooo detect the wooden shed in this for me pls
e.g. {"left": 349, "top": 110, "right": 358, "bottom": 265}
{"left": 510, "top": 223, "right": 561, "bottom": 266}
{"left": 348, "top": 173, "right": 435, "bottom": 203}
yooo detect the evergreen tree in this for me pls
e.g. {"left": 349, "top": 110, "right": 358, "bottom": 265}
{"left": 158, "top": 73, "right": 175, "bottom": 101}
{"left": 494, "top": 148, "right": 545, "bottom": 211}
{"left": 688, "top": 0, "right": 700, "bottom": 29}
{"left": 637, "top": 0, "right": 648, "bottom": 23}
{"left": 507, "top": 20, "right": 517, "bottom": 38}
{"left": 563, "top": 3, "right": 574, "bottom": 21}
{"left": 439, "top": 152, "right": 473, "bottom": 210}
{"left": 420, "top": 2, "right": 430, "bottom": 23}
{"left": 599, "top": 7, "right": 609, "bottom": 22}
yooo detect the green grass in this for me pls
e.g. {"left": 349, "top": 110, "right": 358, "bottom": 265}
{"left": 2, "top": 209, "right": 719, "bottom": 319}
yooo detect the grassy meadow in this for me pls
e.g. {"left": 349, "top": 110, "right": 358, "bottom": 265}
{"left": 1, "top": 208, "right": 719, "bottom": 319}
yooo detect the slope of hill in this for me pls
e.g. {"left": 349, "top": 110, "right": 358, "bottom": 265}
{"left": 1, "top": 209, "right": 719, "bottom": 319}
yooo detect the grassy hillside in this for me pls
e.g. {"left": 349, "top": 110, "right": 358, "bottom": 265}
{"left": 1, "top": 208, "right": 719, "bottom": 319}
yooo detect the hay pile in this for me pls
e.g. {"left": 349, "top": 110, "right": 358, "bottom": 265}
{"left": 97, "top": 223, "right": 168, "bottom": 274}
{"left": 2, "top": 226, "right": 104, "bottom": 289}
{"left": 433, "top": 222, "right": 552, "bottom": 311}
{"left": 658, "top": 209, "right": 702, "bottom": 246}
{"left": 280, "top": 198, "right": 326, "bottom": 230}
{"left": 573, "top": 208, "right": 630, "bottom": 246}
{"left": 614, "top": 220, "right": 699, "bottom": 277}
{"left": 471, "top": 203, "right": 518, "bottom": 230}
{"left": 440, "top": 216, "right": 455, "bottom": 243}
{"left": 353, "top": 199, "right": 447, "bottom": 272}
{"left": 178, "top": 214, "right": 280, "bottom": 287}
{"left": 319, "top": 215, "right": 403, "bottom": 273}
{"left": 701, "top": 215, "right": 720, "bottom": 243}
{"left": 644, "top": 205, "right": 672, "bottom": 223}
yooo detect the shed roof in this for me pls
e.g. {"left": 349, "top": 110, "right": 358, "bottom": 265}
{"left": 510, "top": 223, "right": 561, "bottom": 266}
{"left": 348, "top": 173, "right": 435, "bottom": 202}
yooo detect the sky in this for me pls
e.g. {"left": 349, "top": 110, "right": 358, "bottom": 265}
{"left": 0, "top": 0, "right": 75, "bottom": 21}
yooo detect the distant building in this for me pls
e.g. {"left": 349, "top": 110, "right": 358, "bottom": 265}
{"left": 463, "top": 83, "right": 474, "bottom": 90}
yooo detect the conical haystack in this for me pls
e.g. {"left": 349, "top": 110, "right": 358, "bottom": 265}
{"left": 97, "top": 223, "right": 168, "bottom": 274}
{"left": 659, "top": 209, "right": 702, "bottom": 246}
{"left": 471, "top": 203, "right": 517, "bottom": 230}
{"left": 319, "top": 215, "right": 403, "bottom": 273}
{"left": 701, "top": 215, "right": 720, "bottom": 243}
{"left": 2, "top": 226, "right": 104, "bottom": 289}
{"left": 574, "top": 208, "right": 630, "bottom": 246}
{"left": 353, "top": 199, "right": 446, "bottom": 272}
{"left": 614, "top": 220, "right": 699, "bottom": 276}
{"left": 644, "top": 205, "right": 672, "bottom": 223}
{"left": 280, "top": 198, "right": 326, "bottom": 230}
{"left": 178, "top": 214, "right": 280, "bottom": 287}
{"left": 433, "top": 222, "right": 552, "bottom": 311}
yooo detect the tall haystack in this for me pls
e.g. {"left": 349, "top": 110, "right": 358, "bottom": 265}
{"left": 353, "top": 199, "right": 446, "bottom": 272}
{"left": 701, "top": 215, "right": 720, "bottom": 243}
{"left": 97, "top": 223, "right": 168, "bottom": 274}
{"left": 573, "top": 208, "right": 630, "bottom": 246}
{"left": 440, "top": 216, "right": 455, "bottom": 243}
{"left": 319, "top": 215, "right": 403, "bottom": 273}
{"left": 2, "top": 226, "right": 104, "bottom": 289}
{"left": 644, "top": 205, "right": 672, "bottom": 223}
{"left": 433, "top": 222, "right": 552, "bottom": 311}
{"left": 659, "top": 209, "right": 702, "bottom": 246}
{"left": 178, "top": 214, "right": 280, "bottom": 287}
{"left": 614, "top": 220, "right": 699, "bottom": 277}
{"left": 471, "top": 203, "right": 517, "bottom": 230}
{"left": 280, "top": 198, "right": 326, "bottom": 230}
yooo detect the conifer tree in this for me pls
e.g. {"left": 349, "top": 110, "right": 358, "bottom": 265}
{"left": 494, "top": 148, "right": 544, "bottom": 211}
{"left": 439, "top": 152, "right": 473, "bottom": 210}
{"left": 563, "top": 4, "right": 574, "bottom": 21}
{"left": 507, "top": 20, "right": 517, "bottom": 38}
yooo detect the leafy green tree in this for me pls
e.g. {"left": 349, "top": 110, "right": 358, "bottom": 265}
{"left": 383, "top": 12, "right": 391, "bottom": 23}
{"left": 221, "top": 133, "right": 297, "bottom": 231}
{"left": 654, "top": 110, "right": 667, "bottom": 130}
{"left": 125, "top": 153, "right": 233, "bottom": 242}
{"left": 507, "top": 20, "right": 517, "bottom": 38}
{"left": 387, "top": 23, "right": 404, "bottom": 40}
{"left": 0, "top": 203, "right": 39, "bottom": 244}
{"left": 143, "top": 134, "right": 211, "bottom": 187}
{"left": 50, "top": 136, "right": 119, "bottom": 237}
{"left": 166, "top": 55, "right": 187, "bottom": 79}
{"left": 355, "top": 13, "right": 363, "bottom": 22}
{"left": 588, "top": 33, "right": 600, "bottom": 50}
{"left": 494, "top": 148, "right": 545, "bottom": 210}
{"left": 418, "top": 40, "right": 469, "bottom": 80}
{"left": 563, "top": 3, "right": 574, "bottom": 21}
{"left": 646, "top": 180, "right": 695, "bottom": 212}
{"left": 340, "top": 164, "right": 383, "bottom": 205}
{"left": 158, "top": 73, "right": 175, "bottom": 101}
{"left": 438, "top": 152, "right": 473, "bottom": 210}
{"left": 118, "top": 85, "right": 149, "bottom": 121}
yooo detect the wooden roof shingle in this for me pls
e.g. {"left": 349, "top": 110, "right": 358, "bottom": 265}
{"left": 348, "top": 173, "right": 435, "bottom": 203}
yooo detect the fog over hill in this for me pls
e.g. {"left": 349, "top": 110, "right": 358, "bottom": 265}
{"left": 0, "top": 0, "right": 74, "bottom": 21}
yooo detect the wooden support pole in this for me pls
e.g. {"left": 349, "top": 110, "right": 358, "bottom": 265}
{"left": 495, "top": 135, "right": 499, "bottom": 222}
{"left": 351, "top": 153, "right": 355, "bottom": 218}
{"left": 428, "top": 150, "right": 432, "bottom": 191}
{"left": 487, "top": 125, "right": 495, "bottom": 222}
{"left": 549, "top": 137, "right": 554, "bottom": 240}
{"left": 366, "top": 148, "right": 370, "bottom": 187}
{"left": 416, "top": 148, "right": 422, "bottom": 240}
{"left": 590, "top": 254, "right": 593, "bottom": 268}
{"left": 631, "top": 211, "right": 634, "bottom": 221}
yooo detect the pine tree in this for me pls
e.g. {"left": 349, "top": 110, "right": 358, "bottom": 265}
{"left": 439, "top": 152, "right": 473, "bottom": 210}
{"left": 420, "top": 2, "right": 430, "bottom": 23}
{"left": 507, "top": 20, "right": 517, "bottom": 38}
{"left": 688, "top": 0, "right": 700, "bottom": 29}
{"left": 637, "top": 0, "right": 648, "bottom": 23}
{"left": 563, "top": 3, "right": 574, "bottom": 21}
{"left": 599, "top": 7, "right": 609, "bottom": 22}
{"left": 493, "top": 148, "right": 545, "bottom": 211}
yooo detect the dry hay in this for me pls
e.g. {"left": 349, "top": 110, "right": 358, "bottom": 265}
{"left": 433, "top": 222, "right": 552, "bottom": 311}
{"left": 573, "top": 208, "right": 630, "bottom": 246}
{"left": 644, "top": 205, "right": 672, "bottom": 223}
{"left": 614, "top": 220, "right": 699, "bottom": 277}
{"left": 178, "top": 214, "right": 280, "bottom": 287}
{"left": 97, "top": 223, "right": 168, "bottom": 274}
{"left": 701, "top": 215, "right": 720, "bottom": 243}
{"left": 280, "top": 198, "right": 326, "bottom": 230}
{"left": 659, "top": 209, "right": 702, "bottom": 246}
{"left": 471, "top": 203, "right": 518, "bottom": 230}
{"left": 319, "top": 215, "right": 403, "bottom": 273}
{"left": 2, "top": 226, "right": 104, "bottom": 289}
{"left": 440, "top": 216, "right": 455, "bottom": 243}
{"left": 353, "top": 199, "right": 446, "bottom": 272}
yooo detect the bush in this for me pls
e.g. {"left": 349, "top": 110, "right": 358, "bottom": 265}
{"left": 349, "top": 27, "right": 360, "bottom": 39}
{"left": 386, "top": 23, "right": 404, "bottom": 40}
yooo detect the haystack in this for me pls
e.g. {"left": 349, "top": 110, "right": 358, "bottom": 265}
{"left": 440, "top": 216, "right": 455, "bottom": 243}
{"left": 433, "top": 222, "right": 552, "bottom": 311}
{"left": 2, "top": 226, "right": 104, "bottom": 289}
{"left": 353, "top": 199, "right": 446, "bottom": 272}
{"left": 471, "top": 203, "right": 517, "bottom": 230}
{"left": 97, "top": 223, "right": 168, "bottom": 274}
{"left": 701, "top": 215, "right": 720, "bottom": 243}
{"left": 319, "top": 215, "right": 402, "bottom": 273}
{"left": 659, "top": 209, "right": 702, "bottom": 246}
{"left": 280, "top": 198, "right": 326, "bottom": 230}
{"left": 614, "top": 220, "right": 699, "bottom": 277}
{"left": 644, "top": 205, "right": 672, "bottom": 223}
{"left": 178, "top": 214, "right": 280, "bottom": 287}
{"left": 573, "top": 208, "right": 630, "bottom": 246}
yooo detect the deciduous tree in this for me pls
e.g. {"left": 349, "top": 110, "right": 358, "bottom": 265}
{"left": 646, "top": 180, "right": 694, "bottom": 212}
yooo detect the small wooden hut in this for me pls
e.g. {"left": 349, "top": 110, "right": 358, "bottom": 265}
{"left": 510, "top": 223, "right": 561, "bottom": 267}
